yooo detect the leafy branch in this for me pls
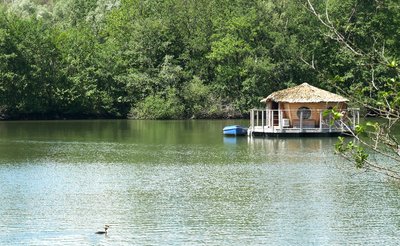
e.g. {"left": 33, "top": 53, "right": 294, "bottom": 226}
{"left": 306, "top": 0, "right": 400, "bottom": 179}
{"left": 332, "top": 111, "right": 400, "bottom": 179}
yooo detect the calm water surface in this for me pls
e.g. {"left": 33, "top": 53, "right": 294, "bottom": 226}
{"left": 0, "top": 120, "right": 400, "bottom": 245}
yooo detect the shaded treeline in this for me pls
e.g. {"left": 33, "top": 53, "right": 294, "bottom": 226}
{"left": 0, "top": 0, "right": 399, "bottom": 119}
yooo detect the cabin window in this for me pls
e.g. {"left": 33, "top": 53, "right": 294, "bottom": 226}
{"left": 297, "top": 107, "right": 311, "bottom": 119}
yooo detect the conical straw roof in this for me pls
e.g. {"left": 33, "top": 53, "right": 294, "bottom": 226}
{"left": 260, "top": 83, "right": 348, "bottom": 103}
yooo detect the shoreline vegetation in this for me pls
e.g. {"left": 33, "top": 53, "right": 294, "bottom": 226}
{"left": 0, "top": 1, "right": 399, "bottom": 121}
{"left": 0, "top": 112, "right": 249, "bottom": 121}
{"left": 0, "top": 105, "right": 248, "bottom": 120}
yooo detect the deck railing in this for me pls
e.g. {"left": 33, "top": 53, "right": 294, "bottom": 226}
{"left": 249, "top": 108, "right": 360, "bottom": 133}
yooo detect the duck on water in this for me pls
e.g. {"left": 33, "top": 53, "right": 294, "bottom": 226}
{"left": 95, "top": 225, "right": 110, "bottom": 234}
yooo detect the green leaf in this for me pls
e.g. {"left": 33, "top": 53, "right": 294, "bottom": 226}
{"left": 388, "top": 60, "right": 398, "bottom": 68}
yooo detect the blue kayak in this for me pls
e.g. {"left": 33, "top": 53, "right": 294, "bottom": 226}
{"left": 223, "top": 125, "right": 247, "bottom": 136}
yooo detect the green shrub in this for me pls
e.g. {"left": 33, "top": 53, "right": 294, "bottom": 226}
{"left": 131, "top": 88, "right": 185, "bottom": 119}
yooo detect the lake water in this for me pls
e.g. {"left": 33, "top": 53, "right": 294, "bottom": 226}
{"left": 0, "top": 120, "right": 400, "bottom": 245}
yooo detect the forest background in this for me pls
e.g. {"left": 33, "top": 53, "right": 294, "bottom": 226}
{"left": 0, "top": 0, "right": 399, "bottom": 120}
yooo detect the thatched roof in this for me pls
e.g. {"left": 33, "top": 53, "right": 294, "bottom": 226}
{"left": 260, "top": 83, "right": 348, "bottom": 103}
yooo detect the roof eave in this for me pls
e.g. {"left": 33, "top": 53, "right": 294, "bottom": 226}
{"left": 260, "top": 99, "right": 349, "bottom": 103}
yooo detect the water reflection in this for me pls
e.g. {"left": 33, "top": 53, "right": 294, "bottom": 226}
{"left": 247, "top": 137, "right": 336, "bottom": 154}
{"left": 1, "top": 120, "right": 400, "bottom": 245}
{"left": 223, "top": 136, "right": 238, "bottom": 145}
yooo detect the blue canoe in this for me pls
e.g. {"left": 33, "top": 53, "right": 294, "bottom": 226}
{"left": 223, "top": 125, "right": 247, "bottom": 136}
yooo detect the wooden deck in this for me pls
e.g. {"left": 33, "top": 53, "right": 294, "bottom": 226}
{"left": 248, "top": 108, "right": 360, "bottom": 137}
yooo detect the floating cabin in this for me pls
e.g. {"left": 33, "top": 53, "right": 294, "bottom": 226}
{"left": 248, "top": 83, "right": 360, "bottom": 136}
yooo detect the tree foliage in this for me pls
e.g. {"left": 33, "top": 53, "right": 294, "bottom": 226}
{"left": 0, "top": 0, "right": 399, "bottom": 120}
{"left": 305, "top": 0, "right": 400, "bottom": 179}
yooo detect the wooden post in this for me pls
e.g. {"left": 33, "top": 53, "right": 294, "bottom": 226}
{"left": 271, "top": 110, "right": 273, "bottom": 128}
{"left": 272, "top": 110, "right": 274, "bottom": 131}
{"left": 262, "top": 110, "right": 264, "bottom": 130}
{"left": 250, "top": 109, "right": 254, "bottom": 130}
{"left": 300, "top": 111, "right": 303, "bottom": 132}
{"left": 250, "top": 110, "right": 252, "bottom": 129}
{"left": 341, "top": 119, "right": 344, "bottom": 131}
{"left": 319, "top": 110, "right": 323, "bottom": 132}
{"left": 256, "top": 110, "right": 259, "bottom": 127}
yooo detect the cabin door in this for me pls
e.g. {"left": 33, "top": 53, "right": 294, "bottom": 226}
{"left": 272, "top": 102, "right": 279, "bottom": 126}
